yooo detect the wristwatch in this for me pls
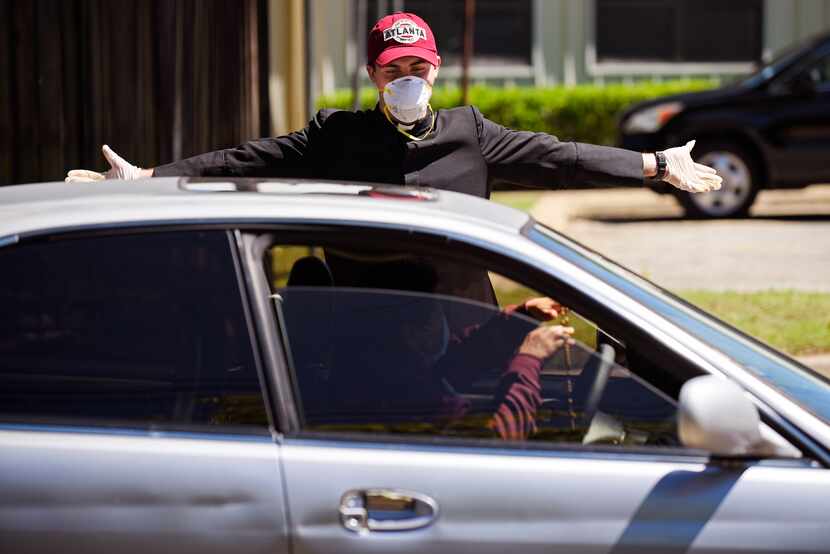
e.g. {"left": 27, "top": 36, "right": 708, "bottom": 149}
{"left": 654, "top": 151, "right": 668, "bottom": 180}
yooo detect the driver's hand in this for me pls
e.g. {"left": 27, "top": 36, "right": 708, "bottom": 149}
{"left": 66, "top": 145, "right": 145, "bottom": 182}
{"left": 521, "top": 297, "right": 562, "bottom": 321}
{"left": 662, "top": 140, "right": 722, "bottom": 193}
{"left": 518, "top": 325, "right": 574, "bottom": 359}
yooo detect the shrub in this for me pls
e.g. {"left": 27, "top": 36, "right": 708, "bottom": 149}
{"left": 317, "top": 80, "right": 718, "bottom": 145}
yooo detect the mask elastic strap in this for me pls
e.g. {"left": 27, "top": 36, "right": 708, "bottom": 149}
{"left": 384, "top": 105, "right": 436, "bottom": 141}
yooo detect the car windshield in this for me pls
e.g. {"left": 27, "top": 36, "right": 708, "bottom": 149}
{"left": 529, "top": 223, "right": 830, "bottom": 426}
{"left": 740, "top": 33, "right": 827, "bottom": 88}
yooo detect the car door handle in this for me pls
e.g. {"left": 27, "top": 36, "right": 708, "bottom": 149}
{"left": 339, "top": 488, "right": 438, "bottom": 533}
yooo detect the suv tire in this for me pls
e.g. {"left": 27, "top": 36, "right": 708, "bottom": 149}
{"left": 675, "top": 141, "right": 762, "bottom": 218}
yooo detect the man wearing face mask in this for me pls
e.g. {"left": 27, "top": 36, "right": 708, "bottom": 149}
{"left": 67, "top": 12, "right": 721, "bottom": 196}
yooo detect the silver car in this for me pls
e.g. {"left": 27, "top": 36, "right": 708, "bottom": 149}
{"left": 1, "top": 178, "right": 829, "bottom": 553}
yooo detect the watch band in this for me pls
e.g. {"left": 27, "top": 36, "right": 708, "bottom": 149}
{"left": 654, "top": 151, "right": 668, "bottom": 180}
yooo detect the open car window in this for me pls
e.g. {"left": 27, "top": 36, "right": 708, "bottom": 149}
{"left": 267, "top": 242, "right": 681, "bottom": 449}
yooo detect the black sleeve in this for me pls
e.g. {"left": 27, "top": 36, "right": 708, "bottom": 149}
{"left": 473, "top": 106, "right": 646, "bottom": 189}
{"left": 153, "top": 109, "right": 337, "bottom": 177}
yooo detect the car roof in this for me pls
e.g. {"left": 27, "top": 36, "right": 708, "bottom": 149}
{"left": 0, "top": 178, "right": 531, "bottom": 241}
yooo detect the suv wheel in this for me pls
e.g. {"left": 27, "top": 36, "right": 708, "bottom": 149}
{"left": 676, "top": 142, "right": 761, "bottom": 218}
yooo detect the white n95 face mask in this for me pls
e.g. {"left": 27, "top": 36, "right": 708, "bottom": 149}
{"left": 383, "top": 75, "right": 433, "bottom": 124}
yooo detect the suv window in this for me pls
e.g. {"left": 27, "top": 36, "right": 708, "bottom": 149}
{"left": 270, "top": 244, "right": 678, "bottom": 447}
{"left": 0, "top": 231, "right": 268, "bottom": 433}
{"left": 807, "top": 54, "right": 830, "bottom": 88}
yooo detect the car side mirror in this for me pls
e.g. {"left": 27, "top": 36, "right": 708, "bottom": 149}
{"left": 678, "top": 375, "right": 799, "bottom": 458}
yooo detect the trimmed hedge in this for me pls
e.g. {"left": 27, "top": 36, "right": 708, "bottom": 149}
{"left": 317, "top": 80, "right": 717, "bottom": 146}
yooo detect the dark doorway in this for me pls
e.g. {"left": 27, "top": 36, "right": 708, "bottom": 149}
{"left": 0, "top": 0, "right": 271, "bottom": 186}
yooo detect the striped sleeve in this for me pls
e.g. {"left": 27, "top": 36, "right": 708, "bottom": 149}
{"left": 488, "top": 353, "right": 543, "bottom": 440}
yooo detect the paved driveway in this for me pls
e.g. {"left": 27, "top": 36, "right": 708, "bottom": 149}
{"left": 531, "top": 184, "right": 830, "bottom": 292}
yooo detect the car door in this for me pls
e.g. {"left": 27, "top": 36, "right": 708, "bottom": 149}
{"left": 0, "top": 229, "right": 289, "bottom": 554}
{"left": 261, "top": 231, "right": 830, "bottom": 554}
{"left": 765, "top": 48, "right": 830, "bottom": 184}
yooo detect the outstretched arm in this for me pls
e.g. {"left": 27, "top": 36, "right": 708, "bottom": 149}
{"left": 153, "top": 123, "right": 316, "bottom": 177}
{"left": 66, "top": 110, "right": 336, "bottom": 181}
{"left": 474, "top": 107, "right": 720, "bottom": 192}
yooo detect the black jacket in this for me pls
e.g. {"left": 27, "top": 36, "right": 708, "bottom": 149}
{"left": 155, "top": 106, "right": 645, "bottom": 196}
{"left": 156, "top": 106, "right": 645, "bottom": 308}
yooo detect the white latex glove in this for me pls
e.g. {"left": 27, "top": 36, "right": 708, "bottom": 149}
{"left": 65, "top": 145, "right": 144, "bottom": 182}
{"left": 663, "top": 140, "right": 723, "bottom": 193}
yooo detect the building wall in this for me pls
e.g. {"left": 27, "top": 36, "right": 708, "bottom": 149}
{"left": 268, "top": 0, "right": 352, "bottom": 132}
{"left": 540, "top": 0, "right": 830, "bottom": 85}
{"left": 298, "top": 0, "right": 830, "bottom": 99}
{"left": 765, "top": 0, "right": 830, "bottom": 58}
{"left": 308, "top": 0, "right": 351, "bottom": 100}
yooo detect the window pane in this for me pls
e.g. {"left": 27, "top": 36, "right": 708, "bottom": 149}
{"left": 535, "top": 339, "right": 677, "bottom": 445}
{"left": 0, "top": 231, "right": 268, "bottom": 433}
{"left": 272, "top": 245, "right": 679, "bottom": 447}
{"left": 597, "top": 0, "right": 678, "bottom": 62}
{"left": 808, "top": 55, "right": 830, "bottom": 87}
{"left": 398, "top": 0, "right": 532, "bottom": 66}
{"left": 596, "top": 0, "right": 761, "bottom": 63}
{"left": 678, "top": 0, "right": 762, "bottom": 62}
{"left": 279, "top": 287, "right": 540, "bottom": 437}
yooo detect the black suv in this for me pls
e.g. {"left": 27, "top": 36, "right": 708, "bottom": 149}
{"left": 620, "top": 32, "right": 830, "bottom": 218}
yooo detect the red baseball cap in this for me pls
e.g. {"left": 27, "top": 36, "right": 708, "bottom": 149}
{"left": 367, "top": 13, "right": 441, "bottom": 67}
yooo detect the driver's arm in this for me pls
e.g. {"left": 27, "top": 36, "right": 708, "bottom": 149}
{"left": 489, "top": 325, "right": 574, "bottom": 440}
{"left": 437, "top": 297, "right": 561, "bottom": 390}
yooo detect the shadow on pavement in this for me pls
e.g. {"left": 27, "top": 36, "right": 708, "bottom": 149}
{"left": 586, "top": 213, "right": 830, "bottom": 224}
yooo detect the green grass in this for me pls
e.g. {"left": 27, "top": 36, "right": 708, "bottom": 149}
{"left": 678, "top": 290, "right": 830, "bottom": 356}
{"left": 491, "top": 191, "right": 543, "bottom": 213}
{"left": 495, "top": 286, "right": 830, "bottom": 356}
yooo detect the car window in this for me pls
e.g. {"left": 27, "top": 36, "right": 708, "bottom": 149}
{"left": 269, "top": 244, "right": 678, "bottom": 448}
{"left": 807, "top": 54, "right": 830, "bottom": 88}
{"left": 0, "top": 231, "right": 269, "bottom": 434}
{"left": 741, "top": 37, "right": 810, "bottom": 89}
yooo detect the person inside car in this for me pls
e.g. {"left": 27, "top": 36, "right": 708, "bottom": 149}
{"left": 320, "top": 291, "right": 573, "bottom": 441}
{"left": 407, "top": 296, "right": 574, "bottom": 440}
{"left": 294, "top": 258, "right": 572, "bottom": 441}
